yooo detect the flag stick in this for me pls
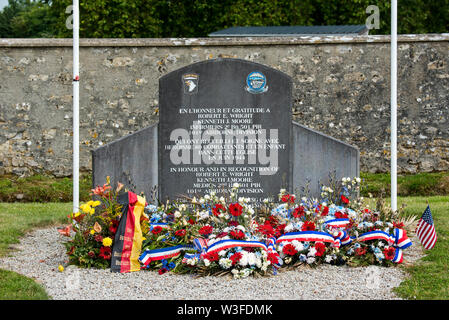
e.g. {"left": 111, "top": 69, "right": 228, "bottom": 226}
{"left": 73, "top": 0, "right": 80, "bottom": 214}
{"left": 391, "top": 0, "right": 398, "bottom": 212}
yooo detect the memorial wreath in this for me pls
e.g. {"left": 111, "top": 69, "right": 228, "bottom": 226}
{"left": 61, "top": 176, "right": 414, "bottom": 278}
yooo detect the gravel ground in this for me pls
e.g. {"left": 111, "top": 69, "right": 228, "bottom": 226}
{"left": 0, "top": 226, "right": 424, "bottom": 300}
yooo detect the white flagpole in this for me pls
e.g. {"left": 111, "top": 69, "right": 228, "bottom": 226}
{"left": 73, "top": 0, "right": 80, "bottom": 214}
{"left": 391, "top": 0, "right": 398, "bottom": 211}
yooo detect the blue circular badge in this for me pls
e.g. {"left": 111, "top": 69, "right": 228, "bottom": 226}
{"left": 246, "top": 71, "right": 268, "bottom": 94}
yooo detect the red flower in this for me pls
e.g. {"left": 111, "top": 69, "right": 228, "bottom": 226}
{"left": 282, "top": 244, "right": 297, "bottom": 256}
{"left": 383, "top": 247, "right": 396, "bottom": 260}
{"left": 158, "top": 267, "right": 168, "bottom": 275}
{"left": 94, "top": 234, "right": 103, "bottom": 242}
{"left": 335, "top": 211, "right": 348, "bottom": 219}
{"left": 314, "top": 242, "right": 326, "bottom": 257}
{"left": 216, "top": 232, "right": 228, "bottom": 238}
{"left": 292, "top": 206, "right": 305, "bottom": 219}
{"left": 230, "top": 252, "right": 242, "bottom": 265}
{"left": 99, "top": 246, "right": 111, "bottom": 260}
{"left": 393, "top": 221, "right": 404, "bottom": 229}
{"left": 341, "top": 195, "right": 349, "bottom": 204}
{"left": 188, "top": 218, "right": 196, "bottom": 225}
{"left": 321, "top": 206, "right": 329, "bottom": 216}
{"left": 274, "top": 224, "right": 286, "bottom": 238}
{"left": 212, "top": 204, "right": 226, "bottom": 217}
{"left": 355, "top": 247, "right": 367, "bottom": 256}
{"left": 175, "top": 229, "right": 186, "bottom": 237}
{"left": 301, "top": 221, "right": 316, "bottom": 231}
{"left": 228, "top": 221, "right": 239, "bottom": 227}
{"left": 281, "top": 194, "right": 296, "bottom": 203}
{"left": 199, "top": 225, "right": 213, "bottom": 236}
{"left": 109, "top": 219, "right": 119, "bottom": 234}
{"left": 230, "top": 229, "right": 245, "bottom": 240}
{"left": 229, "top": 203, "right": 243, "bottom": 217}
{"left": 257, "top": 223, "right": 274, "bottom": 237}
{"left": 152, "top": 226, "right": 163, "bottom": 235}
{"left": 88, "top": 251, "right": 95, "bottom": 258}
{"left": 204, "top": 252, "right": 219, "bottom": 262}
{"left": 267, "top": 252, "right": 280, "bottom": 265}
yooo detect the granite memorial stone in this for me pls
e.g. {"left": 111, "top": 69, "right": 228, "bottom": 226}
{"left": 158, "top": 59, "right": 292, "bottom": 203}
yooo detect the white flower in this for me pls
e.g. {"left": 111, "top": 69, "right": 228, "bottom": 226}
{"left": 179, "top": 204, "right": 187, "bottom": 212}
{"left": 280, "top": 188, "right": 287, "bottom": 194}
{"left": 325, "top": 255, "right": 334, "bottom": 263}
{"left": 356, "top": 177, "right": 361, "bottom": 183}
{"left": 218, "top": 250, "right": 226, "bottom": 256}
{"left": 306, "top": 257, "right": 316, "bottom": 264}
{"left": 230, "top": 192, "right": 235, "bottom": 197}
{"left": 236, "top": 225, "right": 246, "bottom": 232}
{"left": 247, "top": 207, "right": 255, "bottom": 215}
{"left": 238, "top": 197, "right": 245, "bottom": 204}
{"left": 255, "top": 258, "right": 262, "bottom": 268}
{"left": 285, "top": 223, "right": 295, "bottom": 233}
{"left": 219, "top": 258, "right": 232, "bottom": 269}
{"left": 174, "top": 211, "right": 181, "bottom": 218}
{"left": 239, "top": 253, "right": 248, "bottom": 267}
{"left": 204, "top": 259, "right": 210, "bottom": 267}
{"left": 220, "top": 196, "right": 225, "bottom": 203}
{"left": 233, "top": 183, "right": 240, "bottom": 189}
{"left": 247, "top": 253, "right": 257, "bottom": 266}
{"left": 210, "top": 191, "right": 216, "bottom": 196}
{"left": 231, "top": 269, "right": 238, "bottom": 275}
{"left": 204, "top": 195, "right": 210, "bottom": 200}
{"left": 308, "top": 247, "right": 317, "bottom": 257}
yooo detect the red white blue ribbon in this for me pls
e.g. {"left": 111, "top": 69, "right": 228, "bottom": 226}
{"left": 139, "top": 245, "right": 194, "bottom": 266}
{"left": 203, "top": 239, "right": 268, "bottom": 255}
{"left": 354, "top": 228, "right": 412, "bottom": 263}
{"left": 276, "top": 231, "right": 339, "bottom": 247}
{"left": 324, "top": 218, "right": 350, "bottom": 229}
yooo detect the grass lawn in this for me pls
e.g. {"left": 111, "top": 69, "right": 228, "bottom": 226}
{"left": 394, "top": 196, "right": 449, "bottom": 300}
{"left": 0, "top": 202, "right": 71, "bottom": 300}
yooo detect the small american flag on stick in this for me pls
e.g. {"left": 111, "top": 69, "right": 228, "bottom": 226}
{"left": 416, "top": 205, "right": 437, "bottom": 250}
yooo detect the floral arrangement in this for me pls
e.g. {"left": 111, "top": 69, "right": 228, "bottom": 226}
{"left": 61, "top": 179, "right": 124, "bottom": 269}
{"left": 60, "top": 176, "right": 414, "bottom": 278}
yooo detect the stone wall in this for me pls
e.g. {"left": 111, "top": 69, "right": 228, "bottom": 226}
{"left": 1, "top": 34, "right": 448, "bottom": 177}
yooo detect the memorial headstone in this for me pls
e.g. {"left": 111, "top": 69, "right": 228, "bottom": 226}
{"left": 158, "top": 59, "right": 292, "bottom": 203}
{"left": 92, "top": 58, "right": 360, "bottom": 204}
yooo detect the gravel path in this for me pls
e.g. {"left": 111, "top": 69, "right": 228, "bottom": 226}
{"left": 0, "top": 226, "right": 423, "bottom": 300}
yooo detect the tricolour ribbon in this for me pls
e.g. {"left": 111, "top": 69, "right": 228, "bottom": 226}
{"left": 139, "top": 244, "right": 194, "bottom": 266}
{"left": 323, "top": 218, "right": 350, "bottom": 229}
{"left": 203, "top": 239, "right": 268, "bottom": 255}
{"left": 276, "top": 231, "right": 339, "bottom": 247}
{"left": 353, "top": 228, "right": 412, "bottom": 263}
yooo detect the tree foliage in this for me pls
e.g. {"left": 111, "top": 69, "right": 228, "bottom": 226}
{"left": 0, "top": 0, "right": 448, "bottom": 38}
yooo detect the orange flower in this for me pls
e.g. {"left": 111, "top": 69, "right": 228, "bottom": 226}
{"left": 91, "top": 184, "right": 111, "bottom": 197}
{"left": 93, "top": 222, "right": 102, "bottom": 233}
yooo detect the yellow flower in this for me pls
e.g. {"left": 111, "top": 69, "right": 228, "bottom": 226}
{"left": 58, "top": 265, "right": 64, "bottom": 272}
{"left": 89, "top": 208, "right": 95, "bottom": 215}
{"left": 106, "top": 176, "right": 110, "bottom": 185}
{"left": 90, "top": 229, "right": 95, "bottom": 235}
{"left": 102, "top": 237, "right": 113, "bottom": 247}
{"left": 80, "top": 203, "right": 92, "bottom": 214}
{"left": 142, "top": 237, "right": 146, "bottom": 241}
{"left": 87, "top": 200, "right": 101, "bottom": 208}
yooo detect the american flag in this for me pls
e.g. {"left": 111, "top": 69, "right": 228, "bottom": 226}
{"left": 416, "top": 205, "right": 437, "bottom": 250}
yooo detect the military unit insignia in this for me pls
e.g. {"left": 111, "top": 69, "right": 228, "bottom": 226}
{"left": 246, "top": 71, "right": 268, "bottom": 94}
{"left": 182, "top": 73, "right": 199, "bottom": 94}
